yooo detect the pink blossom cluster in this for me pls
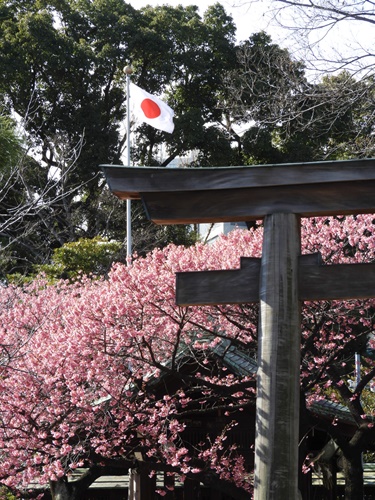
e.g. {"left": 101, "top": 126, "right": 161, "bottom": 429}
{"left": 0, "top": 215, "right": 373, "bottom": 494}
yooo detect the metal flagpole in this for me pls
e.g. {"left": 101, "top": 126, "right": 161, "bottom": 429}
{"left": 124, "top": 65, "right": 133, "bottom": 264}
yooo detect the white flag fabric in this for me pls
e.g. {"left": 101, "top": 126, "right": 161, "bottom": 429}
{"left": 130, "top": 82, "right": 175, "bottom": 134}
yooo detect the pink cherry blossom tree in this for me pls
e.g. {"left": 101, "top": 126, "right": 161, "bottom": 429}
{"left": 0, "top": 215, "right": 374, "bottom": 500}
{"left": 299, "top": 215, "right": 375, "bottom": 500}
{"left": 0, "top": 230, "right": 261, "bottom": 499}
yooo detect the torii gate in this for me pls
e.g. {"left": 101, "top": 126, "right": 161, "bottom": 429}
{"left": 102, "top": 158, "right": 375, "bottom": 499}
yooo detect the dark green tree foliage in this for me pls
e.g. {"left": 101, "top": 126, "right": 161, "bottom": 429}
{"left": 0, "top": 1, "right": 237, "bottom": 276}
{"left": 0, "top": 0, "right": 136, "bottom": 277}
{"left": 224, "top": 32, "right": 375, "bottom": 163}
{"left": 34, "top": 236, "right": 123, "bottom": 281}
{"left": 0, "top": 111, "right": 24, "bottom": 276}
{"left": 224, "top": 32, "right": 314, "bottom": 164}
{"left": 1, "top": 1, "right": 373, "bottom": 278}
{"left": 0, "top": 113, "right": 22, "bottom": 171}
{"left": 0, "top": 0, "right": 134, "bottom": 176}
{"left": 131, "top": 3, "right": 238, "bottom": 167}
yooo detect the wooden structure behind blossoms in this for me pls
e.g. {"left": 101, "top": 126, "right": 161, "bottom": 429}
{"left": 102, "top": 158, "right": 375, "bottom": 500}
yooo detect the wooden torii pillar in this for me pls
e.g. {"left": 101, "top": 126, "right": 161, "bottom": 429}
{"left": 102, "top": 159, "right": 375, "bottom": 499}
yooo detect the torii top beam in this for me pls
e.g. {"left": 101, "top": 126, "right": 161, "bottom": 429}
{"left": 101, "top": 158, "right": 375, "bottom": 224}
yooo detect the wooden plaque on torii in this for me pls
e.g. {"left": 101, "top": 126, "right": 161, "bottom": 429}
{"left": 102, "top": 158, "right": 375, "bottom": 500}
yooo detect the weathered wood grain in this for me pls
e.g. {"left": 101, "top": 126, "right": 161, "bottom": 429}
{"left": 176, "top": 254, "right": 375, "bottom": 306}
{"left": 254, "top": 213, "right": 301, "bottom": 500}
{"left": 141, "top": 181, "right": 375, "bottom": 223}
{"left": 176, "top": 257, "right": 261, "bottom": 306}
{"left": 101, "top": 159, "right": 375, "bottom": 199}
{"left": 101, "top": 160, "right": 375, "bottom": 222}
{"left": 299, "top": 260, "right": 375, "bottom": 301}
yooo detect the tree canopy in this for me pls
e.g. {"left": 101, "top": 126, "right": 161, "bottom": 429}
{"left": 232, "top": 1, "right": 375, "bottom": 161}
{"left": 0, "top": 1, "right": 238, "bottom": 278}
{"left": 1, "top": 0, "right": 375, "bottom": 279}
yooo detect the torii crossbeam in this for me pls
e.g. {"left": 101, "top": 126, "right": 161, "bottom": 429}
{"left": 102, "top": 158, "right": 375, "bottom": 500}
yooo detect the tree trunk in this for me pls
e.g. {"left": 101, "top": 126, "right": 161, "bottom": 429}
{"left": 342, "top": 452, "right": 364, "bottom": 500}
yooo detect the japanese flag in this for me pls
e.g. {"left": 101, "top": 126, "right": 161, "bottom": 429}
{"left": 130, "top": 82, "right": 175, "bottom": 134}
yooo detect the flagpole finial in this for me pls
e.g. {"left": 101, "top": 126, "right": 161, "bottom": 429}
{"left": 124, "top": 65, "right": 133, "bottom": 75}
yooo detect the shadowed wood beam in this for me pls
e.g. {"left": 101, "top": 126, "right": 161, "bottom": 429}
{"left": 101, "top": 159, "right": 375, "bottom": 223}
{"left": 141, "top": 182, "right": 375, "bottom": 223}
{"left": 101, "top": 159, "right": 375, "bottom": 198}
{"left": 176, "top": 254, "right": 375, "bottom": 306}
{"left": 299, "top": 254, "right": 375, "bottom": 301}
{"left": 176, "top": 257, "right": 261, "bottom": 306}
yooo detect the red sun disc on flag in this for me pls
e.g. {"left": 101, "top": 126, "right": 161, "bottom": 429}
{"left": 141, "top": 98, "right": 161, "bottom": 119}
